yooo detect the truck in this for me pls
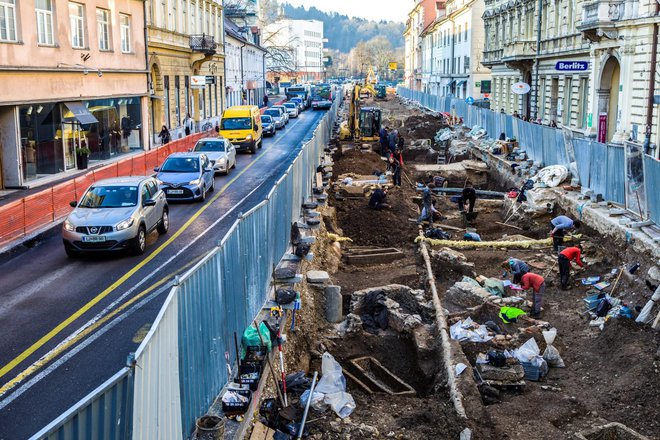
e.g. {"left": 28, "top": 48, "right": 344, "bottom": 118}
{"left": 285, "top": 84, "right": 312, "bottom": 108}
{"left": 311, "top": 84, "right": 333, "bottom": 110}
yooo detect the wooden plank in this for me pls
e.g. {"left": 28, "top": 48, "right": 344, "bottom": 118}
{"left": 250, "top": 421, "right": 275, "bottom": 440}
{"left": 496, "top": 221, "right": 523, "bottom": 231}
{"left": 345, "top": 247, "right": 401, "bottom": 256}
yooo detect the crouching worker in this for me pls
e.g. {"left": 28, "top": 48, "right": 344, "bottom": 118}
{"left": 368, "top": 188, "right": 390, "bottom": 210}
{"left": 520, "top": 272, "right": 545, "bottom": 318}
{"left": 502, "top": 257, "right": 530, "bottom": 284}
{"left": 550, "top": 215, "right": 582, "bottom": 252}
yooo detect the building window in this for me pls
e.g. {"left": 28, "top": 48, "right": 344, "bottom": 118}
{"left": 160, "top": 0, "right": 166, "bottom": 29}
{"left": 464, "top": 56, "right": 470, "bottom": 73}
{"left": 540, "top": 77, "right": 546, "bottom": 119}
{"left": 464, "top": 24, "right": 468, "bottom": 41}
{"left": 564, "top": 77, "right": 573, "bottom": 125}
{"left": 36, "top": 0, "right": 55, "bottom": 45}
{"left": 182, "top": 0, "right": 187, "bottom": 33}
{"left": 97, "top": 8, "right": 110, "bottom": 50}
{"left": 69, "top": 2, "right": 85, "bottom": 49}
{"left": 170, "top": 0, "right": 177, "bottom": 32}
{"left": 0, "top": 0, "right": 17, "bottom": 42}
{"left": 578, "top": 77, "right": 589, "bottom": 128}
{"left": 190, "top": 0, "right": 195, "bottom": 33}
{"left": 164, "top": 75, "right": 171, "bottom": 128}
{"left": 120, "top": 14, "right": 131, "bottom": 53}
{"left": 458, "top": 25, "right": 461, "bottom": 42}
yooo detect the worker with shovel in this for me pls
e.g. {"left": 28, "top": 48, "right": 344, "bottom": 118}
{"left": 550, "top": 215, "right": 582, "bottom": 252}
{"left": 558, "top": 244, "right": 584, "bottom": 290}
{"left": 520, "top": 272, "right": 546, "bottom": 318}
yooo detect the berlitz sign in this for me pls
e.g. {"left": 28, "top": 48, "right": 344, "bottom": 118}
{"left": 555, "top": 61, "right": 588, "bottom": 71}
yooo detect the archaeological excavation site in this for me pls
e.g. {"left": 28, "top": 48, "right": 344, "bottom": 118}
{"left": 230, "top": 92, "right": 660, "bottom": 440}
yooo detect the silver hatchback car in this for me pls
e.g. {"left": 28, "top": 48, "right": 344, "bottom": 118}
{"left": 62, "top": 176, "right": 169, "bottom": 257}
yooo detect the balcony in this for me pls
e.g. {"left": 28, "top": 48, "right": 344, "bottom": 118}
{"left": 578, "top": 1, "right": 624, "bottom": 42}
{"left": 502, "top": 40, "right": 536, "bottom": 62}
{"left": 189, "top": 34, "right": 216, "bottom": 55}
{"left": 482, "top": 48, "right": 504, "bottom": 67}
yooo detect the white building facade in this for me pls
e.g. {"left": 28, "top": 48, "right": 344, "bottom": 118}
{"left": 423, "top": 0, "right": 490, "bottom": 100}
{"left": 224, "top": 18, "right": 267, "bottom": 107}
{"left": 404, "top": 2, "right": 425, "bottom": 90}
{"left": 263, "top": 19, "right": 324, "bottom": 83}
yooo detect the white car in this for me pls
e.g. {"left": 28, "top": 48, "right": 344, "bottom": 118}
{"left": 283, "top": 102, "right": 299, "bottom": 118}
{"left": 272, "top": 105, "right": 289, "bottom": 124}
{"left": 191, "top": 138, "right": 237, "bottom": 175}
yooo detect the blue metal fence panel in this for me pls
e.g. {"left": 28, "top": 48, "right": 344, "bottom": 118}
{"left": 605, "top": 144, "right": 625, "bottom": 204}
{"left": 32, "top": 369, "right": 133, "bottom": 440}
{"left": 644, "top": 155, "right": 660, "bottom": 224}
{"left": 573, "top": 139, "right": 592, "bottom": 186}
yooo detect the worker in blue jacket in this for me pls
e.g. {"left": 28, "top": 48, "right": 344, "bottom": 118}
{"left": 550, "top": 215, "right": 581, "bottom": 252}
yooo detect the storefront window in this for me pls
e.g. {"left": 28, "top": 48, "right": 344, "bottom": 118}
{"left": 19, "top": 98, "right": 143, "bottom": 182}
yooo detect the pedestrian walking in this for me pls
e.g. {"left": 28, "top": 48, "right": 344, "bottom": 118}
{"left": 158, "top": 125, "right": 171, "bottom": 145}
{"left": 558, "top": 245, "right": 584, "bottom": 290}
{"left": 183, "top": 113, "right": 194, "bottom": 136}
{"left": 520, "top": 272, "right": 546, "bottom": 318}
{"left": 550, "top": 215, "right": 581, "bottom": 252}
{"left": 263, "top": 94, "right": 269, "bottom": 108}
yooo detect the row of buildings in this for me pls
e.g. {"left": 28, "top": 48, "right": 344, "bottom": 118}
{"left": 404, "top": 0, "right": 660, "bottom": 151}
{"left": 0, "top": 0, "right": 274, "bottom": 189}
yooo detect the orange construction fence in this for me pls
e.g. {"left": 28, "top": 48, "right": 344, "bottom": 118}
{"left": 0, "top": 131, "right": 210, "bottom": 248}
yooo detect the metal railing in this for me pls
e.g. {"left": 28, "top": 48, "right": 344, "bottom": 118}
{"left": 397, "top": 86, "right": 660, "bottom": 225}
{"left": 189, "top": 34, "right": 216, "bottom": 53}
{"left": 33, "top": 96, "right": 340, "bottom": 440}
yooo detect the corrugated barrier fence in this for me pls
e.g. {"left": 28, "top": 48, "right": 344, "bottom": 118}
{"left": 31, "top": 98, "right": 339, "bottom": 440}
{"left": 397, "top": 87, "right": 660, "bottom": 226}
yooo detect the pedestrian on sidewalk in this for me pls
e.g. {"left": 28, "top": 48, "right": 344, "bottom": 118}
{"left": 558, "top": 245, "right": 584, "bottom": 290}
{"left": 379, "top": 126, "right": 389, "bottom": 157}
{"left": 520, "top": 272, "right": 546, "bottom": 318}
{"left": 502, "top": 257, "right": 530, "bottom": 284}
{"left": 368, "top": 188, "right": 389, "bottom": 210}
{"left": 158, "top": 125, "right": 171, "bottom": 145}
{"left": 263, "top": 94, "right": 269, "bottom": 108}
{"left": 550, "top": 215, "right": 581, "bottom": 252}
{"left": 183, "top": 113, "right": 194, "bottom": 136}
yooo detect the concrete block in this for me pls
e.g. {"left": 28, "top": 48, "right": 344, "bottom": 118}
{"left": 307, "top": 270, "right": 329, "bottom": 284}
{"left": 299, "top": 236, "right": 316, "bottom": 244}
{"left": 325, "top": 285, "right": 343, "bottom": 323}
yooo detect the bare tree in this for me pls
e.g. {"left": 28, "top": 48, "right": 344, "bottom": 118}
{"left": 262, "top": 21, "right": 299, "bottom": 75}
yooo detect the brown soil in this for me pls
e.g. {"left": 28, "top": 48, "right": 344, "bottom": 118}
{"left": 332, "top": 149, "right": 387, "bottom": 178}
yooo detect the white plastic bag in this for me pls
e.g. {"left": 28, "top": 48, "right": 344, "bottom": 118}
{"left": 300, "top": 390, "right": 325, "bottom": 411}
{"left": 542, "top": 328, "right": 565, "bottom": 368}
{"left": 514, "top": 338, "right": 540, "bottom": 363}
{"left": 323, "top": 392, "right": 355, "bottom": 419}
{"left": 315, "top": 353, "right": 347, "bottom": 395}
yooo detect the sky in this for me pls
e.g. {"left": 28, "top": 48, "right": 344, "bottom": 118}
{"left": 282, "top": 0, "right": 410, "bottom": 23}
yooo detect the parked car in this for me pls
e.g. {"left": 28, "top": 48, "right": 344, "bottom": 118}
{"left": 272, "top": 105, "right": 289, "bottom": 124}
{"left": 289, "top": 97, "right": 304, "bottom": 112}
{"left": 155, "top": 152, "right": 215, "bottom": 202}
{"left": 263, "top": 108, "right": 286, "bottom": 129}
{"left": 283, "top": 102, "right": 299, "bottom": 118}
{"left": 191, "top": 138, "right": 237, "bottom": 174}
{"left": 62, "top": 176, "right": 168, "bottom": 257}
{"left": 261, "top": 115, "right": 277, "bottom": 136}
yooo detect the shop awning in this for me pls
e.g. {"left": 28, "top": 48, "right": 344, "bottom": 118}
{"left": 446, "top": 79, "right": 456, "bottom": 87}
{"left": 456, "top": 80, "right": 467, "bottom": 86}
{"left": 64, "top": 102, "right": 99, "bottom": 125}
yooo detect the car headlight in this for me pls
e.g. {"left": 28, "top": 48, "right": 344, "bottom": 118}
{"left": 64, "top": 219, "right": 75, "bottom": 232}
{"left": 246, "top": 134, "right": 253, "bottom": 141}
{"left": 189, "top": 178, "right": 201, "bottom": 185}
{"left": 116, "top": 217, "right": 135, "bottom": 231}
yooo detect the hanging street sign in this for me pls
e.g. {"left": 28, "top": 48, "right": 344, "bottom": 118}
{"left": 555, "top": 61, "right": 588, "bottom": 71}
{"left": 191, "top": 75, "right": 207, "bottom": 89}
{"left": 511, "top": 82, "right": 531, "bottom": 95}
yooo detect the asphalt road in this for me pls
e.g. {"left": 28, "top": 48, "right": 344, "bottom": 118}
{"left": 0, "top": 108, "right": 328, "bottom": 439}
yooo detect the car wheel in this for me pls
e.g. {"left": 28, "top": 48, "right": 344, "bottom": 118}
{"left": 199, "top": 185, "right": 207, "bottom": 202}
{"left": 258, "top": 139, "right": 262, "bottom": 149}
{"left": 64, "top": 243, "right": 79, "bottom": 258}
{"left": 157, "top": 209, "right": 169, "bottom": 235}
{"left": 132, "top": 225, "right": 147, "bottom": 255}
{"left": 251, "top": 144, "right": 257, "bottom": 154}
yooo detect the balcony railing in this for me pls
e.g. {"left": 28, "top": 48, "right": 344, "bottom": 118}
{"left": 482, "top": 48, "right": 504, "bottom": 66}
{"left": 189, "top": 34, "right": 216, "bottom": 55}
{"left": 581, "top": 0, "right": 624, "bottom": 27}
{"left": 502, "top": 40, "right": 536, "bottom": 60}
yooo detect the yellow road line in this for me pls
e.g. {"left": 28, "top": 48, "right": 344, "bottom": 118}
{"left": 0, "top": 131, "right": 290, "bottom": 381}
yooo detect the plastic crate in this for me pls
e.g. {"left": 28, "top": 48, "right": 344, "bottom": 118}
{"left": 520, "top": 361, "right": 542, "bottom": 381}
{"left": 238, "top": 362, "right": 263, "bottom": 391}
{"left": 221, "top": 388, "right": 252, "bottom": 416}
{"left": 245, "top": 345, "right": 268, "bottom": 362}
{"left": 584, "top": 294, "right": 603, "bottom": 310}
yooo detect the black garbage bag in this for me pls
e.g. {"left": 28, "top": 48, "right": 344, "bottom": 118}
{"left": 425, "top": 227, "right": 451, "bottom": 240}
{"left": 294, "top": 243, "right": 311, "bottom": 258}
{"left": 360, "top": 291, "right": 389, "bottom": 334}
{"left": 290, "top": 223, "right": 302, "bottom": 245}
{"left": 276, "top": 288, "right": 297, "bottom": 305}
{"left": 284, "top": 371, "right": 312, "bottom": 395}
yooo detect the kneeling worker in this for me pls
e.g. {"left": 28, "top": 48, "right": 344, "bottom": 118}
{"left": 520, "top": 272, "right": 546, "bottom": 318}
{"left": 457, "top": 186, "right": 477, "bottom": 214}
{"left": 368, "top": 188, "right": 389, "bottom": 210}
{"left": 502, "top": 257, "right": 530, "bottom": 284}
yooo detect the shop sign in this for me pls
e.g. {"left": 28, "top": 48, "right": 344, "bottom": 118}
{"left": 191, "top": 75, "right": 206, "bottom": 89}
{"left": 598, "top": 113, "right": 608, "bottom": 143}
{"left": 205, "top": 76, "right": 216, "bottom": 85}
{"left": 555, "top": 61, "right": 588, "bottom": 71}
{"left": 511, "top": 82, "right": 530, "bottom": 95}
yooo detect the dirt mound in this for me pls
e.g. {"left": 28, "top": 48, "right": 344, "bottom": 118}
{"left": 332, "top": 149, "right": 386, "bottom": 178}
{"left": 334, "top": 191, "right": 419, "bottom": 248}
{"left": 400, "top": 114, "right": 447, "bottom": 141}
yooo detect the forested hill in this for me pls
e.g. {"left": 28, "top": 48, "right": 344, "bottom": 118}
{"left": 282, "top": 4, "right": 405, "bottom": 53}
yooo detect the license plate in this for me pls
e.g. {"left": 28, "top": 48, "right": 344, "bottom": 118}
{"left": 82, "top": 235, "right": 106, "bottom": 243}
{"left": 167, "top": 189, "right": 184, "bottom": 194}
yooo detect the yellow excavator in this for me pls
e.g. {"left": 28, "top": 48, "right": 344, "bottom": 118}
{"left": 339, "top": 83, "right": 382, "bottom": 143}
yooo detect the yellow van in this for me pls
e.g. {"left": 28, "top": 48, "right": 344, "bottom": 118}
{"left": 220, "top": 105, "right": 263, "bottom": 154}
